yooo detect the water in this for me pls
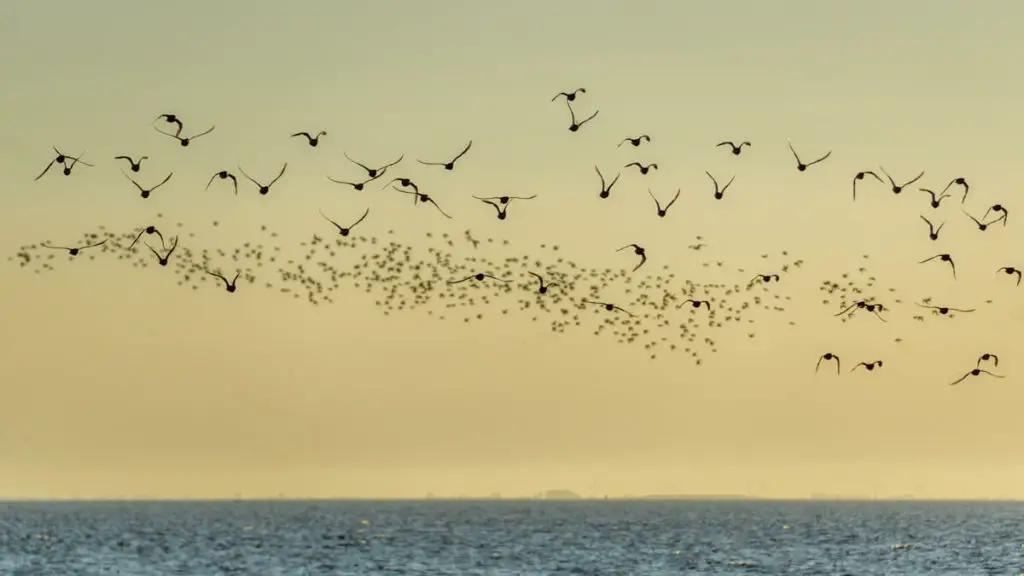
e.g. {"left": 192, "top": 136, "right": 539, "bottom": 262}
{"left": 0, "top": 500, "right": 1022, "bottom": 575}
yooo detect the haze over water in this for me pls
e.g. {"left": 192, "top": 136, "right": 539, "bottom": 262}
{"left": 2, "top": 1, "right": 1024, "bottom": 500}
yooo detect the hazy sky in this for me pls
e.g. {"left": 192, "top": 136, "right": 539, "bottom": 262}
{"left": 3, "top": 0, "right": 1024, "bottom": 500}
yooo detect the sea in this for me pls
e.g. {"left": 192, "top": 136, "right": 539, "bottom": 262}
{"left": 0, "top": 499, "right": 1021, "bottom": 575}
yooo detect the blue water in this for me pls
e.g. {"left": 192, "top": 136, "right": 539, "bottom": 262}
{"left": 0, "top": 500, "right": 1021, "bottom": 575}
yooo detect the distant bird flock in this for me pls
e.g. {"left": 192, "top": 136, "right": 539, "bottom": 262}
{"left": 10, "top": 90, "right": 1015, "bottom": 385}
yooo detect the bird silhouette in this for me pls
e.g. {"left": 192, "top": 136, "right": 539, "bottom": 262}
{"left": 977, "top": 353, "right": 1000, "bottom": 369}
{"left": 565, "top": 102, "right": 599, "bottom": 132}
{"left": 239, "top": 164, "right": 288, "bottom": 195}
{"left": 717, "top": 141, "right": 751, "bottom": 155}
{"left": 393, "top": 187, "right": 453, "bottom": 219}
{"left": 852, "top": 171, "right": 883, "bottom": 201}
{"left": 528, "top": 272, "right": 557, "bottom": 294}
{"left": 344, "top": 153, "right": 403, "bottom": 178}
{"left": 788, "top": 141, "right": 831, "bottom": 171}
{"left": 291, "top": 131, "right": 327, "bottom": 147}
{"left": 919, "top": 188, "right": 951, "bottom": 209}
{"left": 919, "top": 253, "right": 957, "bottom": 279}
{"left": 852, "top": 361, "right": 883, "bottom": 372}
{"left": 706, "top": 171, "right": 736, "bottom": 200}
{"left": 154, "top": 113, "right": 183, "bottom": 136}
{"left": 145, "top": 236, "right": 178, "bottom": 266}
{"left": 625, "top": 162, "right": 658, "bottom": 175}
{"left": 919, "top": 215, "right": 945, "bottom": 241}
{"left": 205, "top": 170, "right": 239, "bottom": 195}
{"left": 448, "top": 272, "right": 511, "bottom": 284}
{"left": 981, "top": 204, "right": 1009, "bottom": 226}
{"left": 320, "top": 208, "right": 369, "bottom": 237}
{"left": 996, "top": 266, "right": 1022, "bottom": 286}
{"left": 950, "top": 368, "right": 1004, "bottom": 386}
{"left": 127, "top": 225, "right": 165, "bottom": 250}
{"left": 418, "top": 141, "right": 473, "bottom": 170}
{"left": 880, "top": 167, "right": 924, "bottom": 194}
{"left": 942, "top": 177, "right": 970, "bottom": 203}
{"left": 648, "top": 188, "right": 681, "bottom": 218}
{"left": 816, "top": 353, "right": 841, "bottom": 374}
{"left": 595, "top": 166, "right": 621, "bottom": 199}
{"left": 581, "top": 299, "right": 633, "bottom": 317}
{"left": 619, "top": 135, "right": 651, "bottom": 148}
{"left": 40, "top": 239, "right": 106, "bottom": 257}
{"left": 206, "top": 270, "right": 241, "bottom": 293}
{"left": 114, "top": 155, "right": 147, "bottom": 172}
{"left": 617, "top": 244, "right": 647, "bottom": 272}
{"left": 123, "top": 171, "right": 173, "bottom": 199}
{"left": 551, "top": 88, "right": 585, "bottom": 102}
{"left": 153, "top": 125, "right": 215, "bottom": 147}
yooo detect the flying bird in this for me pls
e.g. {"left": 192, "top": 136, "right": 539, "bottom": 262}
{"left": 565, "top": 102, "right": 599, "bottom": 132}
{"left": 879, "top": 167, "right": 924, "bottom": 194}
{"left": 977, "top": 353, "right": 1000, "bottom": 368}
{"left": 205, "top": 170, "right": 238, "bottom": 195}
{"left": 852, "top": 361, "right": 883, "bottom": 372}
{"left": 942, "top": 177, "right": 970, "bottom": 203}
{"left": 816, "top": 353, "right": 841, "bottom": 374}
{"left": 448, "top": 272, "right": 511, "bottom": 284}
{"left": 949, "top": 368, "right": 1004, "bottom": 386}
{"left": 551, "top": 88, "right": 585, "bottom": 102}
{"left": 528, "top": 272, "right": 557, "bottom": 294}
{"left": 982, "top": 204, "right": 1009, "bottom": 226}
{"left": 40, "top": 239, "right": 107, "bottom": 256}
{"left": 418, "top": 141, "right": 472, "bottom": 170}
{"left": 648, "top": 188, "right": 681, "bottom": 218}
{"left": 595, "top": 166, "right": 621, "bottom": 199}
{"left": 239, "top": 163, "right": 287, "bottom": 195}
{"left": 206, "top": 270, "right": 241, "bottom": 293}
{"left": 383, "top": 177, "right": 419, "bottom": 193}
{"left": 916, "top": 302, "right": 975, "bottom": 315}
{"left": 919, "top": 253, "right": 956, "bottom": 279}
{"left": 996, "top": 266, "right": 1022, "bottom": 286}
{"left": 127, "top": 225, "right": 165, "bottom": 250}
{"left": 145, "top": 236, "right": 178, "bottom": 266}
{"left": 717, "top": 141, "right": 751, "bottom": 155}
{"left": 393, "top": 187, "right": 453, "bottom": 218}
{"left": 619, "top": 135, "right": 651, "bottom": 148}
{"left": 787, "top": 141, "right": 831, "bottom": 171}
{"left": 329, "top": 173, "right": 383, "bottom": 191}
{"left": 153, "top": 125, "right": 215, "bottom": 147}
{"left": 35, "top": 148, "right": 92, "bottom": 180}
{"left": 114, "top": 155, "right": 147, "bottom": 172}
{"left": 919, "top": 188, "right": 951, "bottom": 209}
{"left": 617, "top": 244, "right": 647, "bottom": 272}
{"left": 473, "top": 194, "right": 537, "bottom": 205}
{"left": 625, "top": 162, "right": 658, "bottom": 175}
{"left": 154, "top": 113, "right": 183, "bottom": 136}
{"left": 852, "top": 171, "right": 883, "bottom": 201}
{"left": 748, "top": 273, "right": 780, "bottom": 287}
{"left": 581, "top": 299, "right": 633, "bottom": 317}
{"left": 679, "top": 298, "right": 711, "bottom": 311}
{"left": 123, "top": 171, "right": 173, "bottom": 199}
{"left": 320, "top": 208, "right": 369, "bottom": 237}
{"left": 706, "top": 171, "right": 735, "bottom": 200}
{"left": 344, "top": 153, "right": 403, "bottom": 178}
{"left": 291, "top": 131, "right": 327, "bottom": 147}
{"left": 962, "top": 209, "right": 997, "bottom": 232}
{"left": 919, "top": 215, "right": 945, "bottom": 241}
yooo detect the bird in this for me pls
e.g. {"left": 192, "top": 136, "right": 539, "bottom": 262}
{"left": 852, "top": 361, "right": 883, "bottom": 372}
{"left": 833, "top": 301, "right": 887, "bottom": 322}
{"left": 706, "top": 171, "right": 736, "bottom": 200}
{"left": 448, "top": 272, "right": 511, "bottom": 284}
{"left": 717, "top": 141, "right": 751, "bottom": 155}
{"left": 206, "top": 270, "right": 241, "bottom": 293}
{"left": 418, "top": 141, "right": 472, "bottom": 170}
{"left": 748, "top": 273, "right": 780, "bottom": 287}
{"left": 35, "top": 148, "right": 92, "bottom": 181}
{"left": 291, "top": 131, "right": 327, "bottom": 147}
{"left": 679, "top": 298, "right": 711, "bottom": 311}
{"left": 919, "top": 188, "right": 951, "bottom": 209}
{"left": 154, "top": 113, "right": 183, "bottom": 136}
{"left": 595, "top": 166, "right": 621, "bottom": 199}
{"left": 787, "top": 141, "right": 831, "bottom": 171}
{"left": 205, "top": 170, "right": 239, "bottom": 195}
{"left": 320, "top": 208, "right": 369, "bottom": 237}
{"left": 916, "top": 303, "right": 975, "bottom": 316}
{"left": 619, "top": 135, "right": 651, "bottom": 148}
{"left": 981, "top": 204, "right": 1009, "bottom": 226}
{"left": 565, "top": 102, "right": 599, "bottom": 132}
{"left": 816, "top": 353, "right": 841, "bottom": 374}
{"left": 617, "top": 244, "right": 647, "bottom": 272}
{"left": 942, "top": 177, "right": 970, "bottom": 203}
{"left": 383, "top": 177, "right": 419, "bottom": 193}
{"left": 879, "top": 167, "right": 924, "bottom": 194}
{"left": 528, "top": 272, "right": 557, "bottom": 294}
{"left": 581, "top": 299, "right": 633, "bottom": 316}
{"left": 977, "top": 353, "right": 1000, "bottom": 369}
{"left": 648, "top": 188, "right": 680, "bottom": 218}
{"left": 114, "top": 155, "right": 147, "bottom": 172}
{"left": 344, "top": 153, "right": 403, "bottom": 178}
{"left": 239, "top": 163, "right": 287, "bottom": 195}
{"left": 393, "top": 187, "right": 453, "bottom": 219}
{"left": 329, "top": 173, "right": 383, "bottom": 191}
{"left": 996, "top": 266, "right": 1021, "bottom": 286}
{"left": 851, "top": 171, "right": 883, "bottom": 201}
{"left": 962, "top": 209, "right": 996, "bottom": 232}
{"left": 919, "top": 215, "right": 945, "bottom": 241}
{"left": 625, "top": 162, "right": 658, "bottom": 175}
{"left": 127, "top": 225, "right": 165, "bottom": 250}
{"left": 919, "top": 253, "right": 957, "bottom": 279}
{"left": 153, "top": 125, "right": 215, "bottom": 147}
{"left": 473, "top": 194, "right": 537, "bottom": 205}
{"left": 145, "top": 236, "right": 178, "bottom": 266}
{"left": 59, "top": 152, "right": 92, "bottom": 176}
{"left": 123, "top": 171, "right": 173, "bottom": 199}
{"left": 478, "top": 199, "right": 512, "bottom": 220}
{"left": 949, "top": 368, "right": 1004, "bottom": 386}
{"left": 40, "top": 239, "right": 106, "bottom": 257}
{"left": 551, "top": 88, "right": 585, "bottom": 102}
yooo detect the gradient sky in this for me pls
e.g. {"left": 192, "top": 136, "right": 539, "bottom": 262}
{"left": 2, "top": 0, "right": 1024, "bottom": 499}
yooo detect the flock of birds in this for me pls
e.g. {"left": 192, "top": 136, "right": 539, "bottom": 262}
{"left": 10, "top": 89, "right": 1018, "bottom": 385}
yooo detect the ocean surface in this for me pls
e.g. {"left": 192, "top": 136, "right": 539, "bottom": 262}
{"left": 0, "top": 500, "right": 1022, "bottom": 575}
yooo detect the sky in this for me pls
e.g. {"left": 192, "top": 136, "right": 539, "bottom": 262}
{"left": 2, "top": 0, "right": 1024, "bottom": 500}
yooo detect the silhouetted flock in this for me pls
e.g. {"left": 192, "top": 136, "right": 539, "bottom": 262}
{"left": 10, "top": 92, "right": 1015, "bottom": 384}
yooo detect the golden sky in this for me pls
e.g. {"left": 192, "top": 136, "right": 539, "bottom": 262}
{"left": 2, "top": 0, "right": 1024, "bottom": 500}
